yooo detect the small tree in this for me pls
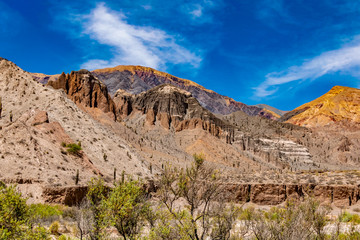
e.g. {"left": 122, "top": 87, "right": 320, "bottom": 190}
{"left": 104, "top": 179, "right": 150, "bottom": 240}
{"left": 0, "top": 182, "right": 49, "bottom": 239}
{"left": 154, "top": 154, "right": 227, "bottom": 240}
{"left": 86, "top": 178, "right": 108, "bottom": 240}
{"left": 76, "top": 199, "right": 94, "bottom": 240}
{"left": 0, "top": 184, "right": 28, "bottom": 238}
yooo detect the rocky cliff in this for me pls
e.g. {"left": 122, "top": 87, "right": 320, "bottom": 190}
{"left": 32, "top": 66, "right": 282, "bottom": 119}
{"left": 114, "top": 84, "right": 234, "bottom": 138}
{"left": 92, "top": 65, "right": 279, "bottom": 119}
{"left": 47, "top": 70, "right": 118, "bottom": 121}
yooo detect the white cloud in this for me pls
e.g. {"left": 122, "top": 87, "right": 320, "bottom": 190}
{"left": 189, "top": 4, "right": 203, "bottom": 18}
{"left": 255, "top": 39, "right": 360, "bottom": 97}
{"left": 80, "top": 3, "right": 201, "bottom": 70}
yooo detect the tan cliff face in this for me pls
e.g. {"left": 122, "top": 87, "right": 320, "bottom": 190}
{"left": 281, "top": 86, "right": 360, "bottom": 128}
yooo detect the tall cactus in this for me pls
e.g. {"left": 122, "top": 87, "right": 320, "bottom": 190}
{"left": 0, "top": 97, "right": 2, "bottom": 119}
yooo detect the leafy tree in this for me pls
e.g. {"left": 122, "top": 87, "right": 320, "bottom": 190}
{"left": 0, "top": 183, "right": 49, "bottom": 239}
{"left": 104, "top": 179, "right": 150, "bottom": 240}
{"left": 86, "top": 178, "right": 108, "bottom": 240}
{"left": 0, "top": 184, "right": 29, "bottom": 239}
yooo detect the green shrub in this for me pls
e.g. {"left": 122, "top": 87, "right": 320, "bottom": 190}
{"left": 0, "top": 183, "right": 49, "bottom": 239}
{"left": 58, "top": 235, "right": 70, "bottom": 240}
{"left": 339, "top": 211, "right": 360, "bottom": 224}
{"left": 0, "top": 184, "right": 29, "bottom": 238}
{"left": 49, "top": 221, "right": 60, "bottom": 235}
{"left": 65, "top": 143, "right": 82, "bottom": 156}
{"left": 29, "top": 204, "right": 63, "bottom": 220}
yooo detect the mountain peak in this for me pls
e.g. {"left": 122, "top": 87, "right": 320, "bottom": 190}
{"left": 281, "top": 85, "right": 360, "bottom": 127}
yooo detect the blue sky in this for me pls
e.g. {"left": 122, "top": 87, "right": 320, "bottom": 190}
{"left": 1, "top": 0, "right": 360, "bottom": 111}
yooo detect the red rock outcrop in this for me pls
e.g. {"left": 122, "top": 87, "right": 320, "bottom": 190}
{"left": 31, "top": 111, "right": 49, "bottom": 126}
{"left": 40, "top": 182, "right": 360, "bottom": 208}
{"left": 47, "top": 70, "right": 117, "bottom": 121}
{"left": 42, "top": 186, "right": 88, "bottom": 206}
{"left": 281, "top": 86, "right": 360, "bottom": 128}
{"left": 225, "top": 183, "right": 360, "bottom": 208}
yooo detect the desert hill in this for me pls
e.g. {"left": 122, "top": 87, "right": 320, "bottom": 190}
{"left": 281, "top": 86, "right": 360, "bottom": 128}
{"left": 0, "top": 57, "right": 152, "bottom": 203}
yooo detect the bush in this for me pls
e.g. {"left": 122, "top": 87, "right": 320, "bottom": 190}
{"left": 0, "top": 183, "right": 49, "bottom": 239}
{"left": 29, "top": 204, "right": 63, "bottom": 222}
{"left": 104, "top": 179, "right": 149, "bottom": 240}
{"left": 0, "top": 184, "right": 29, "bottom": 238}
{"left": 49, "top": 221, "right": 60, "bottom": 235}
{"left": 66, "top": 143, "right": 82, "bottom": 156}
{"left": 58, "top": 235, "right": 70, "bottom": 240}
{"left": 339, "top": 211, "right": 360, "bottom": 224}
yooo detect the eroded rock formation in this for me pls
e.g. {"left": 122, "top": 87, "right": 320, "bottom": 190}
{"left": 47, "top": 70, "right": 117, "bottom": 121}
{"left": 114, "top": 84, "right": 234, "bottom": 137}
{"left": 92, "top": 65, "right": 281, "bottom": 119}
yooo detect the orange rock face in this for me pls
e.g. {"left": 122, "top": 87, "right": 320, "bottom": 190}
{"left": 282, "top": 86, "right": 360, "bottom": 127}
{"left": 47, "top": 70, "right": 117, "bottom": 121}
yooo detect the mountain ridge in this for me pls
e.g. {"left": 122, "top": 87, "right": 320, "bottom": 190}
{"left": 281, "top": 85, "right": 360, "bottom": 128}
{"left": 32, "top": 65, "right": 280, "bottom": 119}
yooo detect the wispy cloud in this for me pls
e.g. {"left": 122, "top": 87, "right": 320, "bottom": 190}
{"left": 80, "top": 3, "right": 201, "bottom": 70}
{"left": 181, "top": 0, "right": 223, "bottom": 24}
{"left": 189, "top": 4, "right": 203, "bottom": 18}
{"left": 255, "top": 38, "right": 360, "bottom": 97}
{"left": 256, "top": 0, "right": 296, "bottom": 29}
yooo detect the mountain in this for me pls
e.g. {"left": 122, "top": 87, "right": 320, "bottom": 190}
{"left": 91, "top": 65, "right": 279, "bottom": 119}
{"left": 281, "top": 86, "right": 360, "bottom": 128}
{"left": 255, "top": 104, "right": 288, "bottom": 117}
{"left": 32, "top": 66, "right": 281, "bottom": 119}
{"left": 0, "top": 57, "right": 152, "bottom": 203}
{"left": 113, "top": 84, "right": 233, "bottom": 137}
{"left": 3, "top": 57, "right": 360, "bottom": 208}
{"left": 32, "top": 73, "right": 60, "bottom": 84}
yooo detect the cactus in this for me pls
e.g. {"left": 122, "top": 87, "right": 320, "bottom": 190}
{"left": 114, "top": 168, "right": 117, "bottom": 182}
{"left": 0, "top": 97, "right": 2, "bottom": 118}
{"left": 9, "top": 111, "right": 12, "bottom": 122}
{"left": 121, "top": 170, "right": 125, "bottom": 183}
{"left": 75, "top": 169, "right": 79, "bottom": 185}
{"left": 149, "top": 163, "right": 152, "bottom": 174}
{"left": 103, "top": 152, "right": 107, "bottom": 162}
